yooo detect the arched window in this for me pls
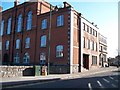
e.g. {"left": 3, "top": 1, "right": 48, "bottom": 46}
{"left": 7, "top": 17, "right": 12, "bottom": 34}
{"left": 14, "top": 53, "right": 20, "bottom": 64}
{"left": 0, "top": 20, "right": 4, "bottom": 36}
{"left": 17, "top": 14, "right": 22, "bottom": 32}
{"left": 5, "top": 40, "right": 10, "bottom": 50}
{"left": 16, "top": 39, "right": 20, "bottom": 49}
{"left": 26, "top": 11, "right": 32, "bottom": 30}
{"left": 41, "top": 19, "right": 47, "bottom": 29}
{"left": 40, "top": 52, "right": 46, "bottom": 65}
{"left": 25, "top": 37, "right": 30, "bottom": 48}
{"left": 40, "top": 35, "right": 46, "bottom": 47}
{"left": 23, "top": 53, "right": 30, "bottom": 64}
{"left": 56, "top": 45, "right": 64, "bottom": 57}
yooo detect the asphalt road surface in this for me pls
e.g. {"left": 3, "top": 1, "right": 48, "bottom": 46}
{"left": 3, "top": 70, "right": 120, "bottom": 89}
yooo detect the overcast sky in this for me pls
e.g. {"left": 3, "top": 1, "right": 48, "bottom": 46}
{"left": 1, "top": 0, "right": 119, "bottom": 58}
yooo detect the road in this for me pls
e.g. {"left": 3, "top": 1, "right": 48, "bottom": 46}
{"left": 3, "top": 70, "right": 120, "bottom": 89}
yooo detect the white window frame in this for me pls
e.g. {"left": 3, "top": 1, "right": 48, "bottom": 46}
{"left": 7, "top": 18, "right": 12, "bottom": 34}
{"left": 14, "top": 53, "right": 20, "bottom": 63}
{"left": 87, "top": 39, "right": 90, "bottom": 49}
{"left": 57, "top": 15, "right": 64, "bottom": 27}
{"left": 0, "top": 20, "right": 4, "bottom": 36}
{"left": 25, "top": 37, "right": 30, "bottom": 48}
{"left": 27, "top": 11, "right": 32, "bottom": 30}
{"left": 56, "top": 45, "right": 64, "bottom": 58}
{"left": 16, "top": 39, "right": 20, "bottom": 49}
{"left": 5, "top": 40, "right": 10, "bottom": 50}
{"left": 41, "top": 19, "right": 47, "bottom": 29}
{"left": 23, "top": 53, "right": 30, "bottom": 64}
{"left": 40, "top": 52, "right": 46, "bottom": 64}
{"left": 92, "top": 41, "right": 94, "bottom": 50}
{"left": 17, "top": 14, "right": 22, "bottom": 32}
{"left": 40, "top": 35, "right": 46, "bottom": 47}
{"left": 92, "top": 56, "right": 97, "bottom": 65}
{"left": 83, "top": 37, "right": 85, "bottom": 48}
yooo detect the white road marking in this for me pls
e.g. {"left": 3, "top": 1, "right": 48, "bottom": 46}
{"left": 103, "top": 78, "right": 110, "bottom": 83}
{"left": 3, "top": 80, "right": 58, "bottom": 89}
{"left": 97, "top": 81, "right": 104, "bottom": 88}
{"left": 88, "top": 83, "right": 92, "bottom": 90}
{"left": 109, "top": 76, "right": 114, "bottom": 80}
{"left": 111, "top": 84, "right": 117, "bottom": 87}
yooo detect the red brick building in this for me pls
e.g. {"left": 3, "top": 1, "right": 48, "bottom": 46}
{"left": 0, "top": 0, "right": 107, "bottom": 74}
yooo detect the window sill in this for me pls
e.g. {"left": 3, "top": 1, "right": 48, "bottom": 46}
{"left": 56, "top": 56, "right": 64, "bottom": 58}
{"left": 91, "top": 64, "right": 97, "bottom": 66}
{"left": 25, "top": 47, "right": 30, "bottom": 49}
{"left": 56, "top": 25, "right": 64, "bottom": 28}
{"left": 41, "top": 28, "right": 47, "bottom": 30}
{"left": 40, "top": 46, "right": 46, "bottom": 48}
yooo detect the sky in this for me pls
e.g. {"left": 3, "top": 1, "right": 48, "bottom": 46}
{"left": 0, "top": 0, "right": 119, "bottom": 58}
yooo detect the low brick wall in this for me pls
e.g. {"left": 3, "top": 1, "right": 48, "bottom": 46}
{"left": 49, "top": 65, "right": 70, "bottom": 74}
{"left": 0, "top": 66, "right": 33, "bottom": 78}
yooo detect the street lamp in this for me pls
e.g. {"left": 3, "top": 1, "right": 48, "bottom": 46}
{"left": 48, "top": 4, "right": 52, "bottom": 75}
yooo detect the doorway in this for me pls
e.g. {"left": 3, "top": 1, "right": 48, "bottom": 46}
{"left": 3, "top": 53, "right": 9, "bottom": 64}
{"left": 83, "top": 54, "right": 89, "bottom": 69}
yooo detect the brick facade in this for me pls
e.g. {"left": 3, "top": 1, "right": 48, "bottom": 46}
{"left": 0, "top": 1, "right": 107, "bottom": 74}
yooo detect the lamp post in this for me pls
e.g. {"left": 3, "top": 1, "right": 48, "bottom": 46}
{"left": 48, "top": 4, "right": 52, "bottom": 75}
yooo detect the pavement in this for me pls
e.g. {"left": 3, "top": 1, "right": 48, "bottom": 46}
{"left": 0, "top": 66, "right": 119, "bottom": 88}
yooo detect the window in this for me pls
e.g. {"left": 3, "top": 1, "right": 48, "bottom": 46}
{"left": 90, "top": 27, "right": 92, "bottom": 34}
{"left": 95, "top": 31, "right": 97, "bottom": 37}
{"left": 83, "top": 23, "right": 85, "bottom": 30}
{"left": 93, "top": 29, "right": 95, "bottom": 36}
{"left": 87, "top": 25, "right": 89, "bottom": 33}
{"left": 0, "top": 20, "right": 4, "bottom": 36}
{"left": 92, "top": 56, "right": 97, "bottom": 65}
{"left": 40, "top": 35, "right": 46, "bottom": 47}
{"left": 83, "top": 37, "right": 85, "bottom": 48}
{"left": 103, "top": 46, "right": 107, "bottom": 51}
{"left": 5, "top": 40, "right": 10, "bottom": 50}
{"left": 14, "top": 53, "right": 20, "bottom": 64}
{"left": 23, "top": 53, "right": 30, "bottom": 64}
{"left": 92, "top": 41, "right": 94, "bottom": 50}
{"left": 25, "top": 37, "right": 30, "bottom": 48}
{"left": 41, "top": 19, "right": 47, "bottom": 29}
{"left": 40, "top": 53, "right": 46, "bottom": 64}
{"left": 16, "top": 39, "right": 20, "bottom": 49}
{"left": 0, "top": 42, "right": 2, "bottom": 50}
{"left": 57, "top": 15, "right": 64, "bottom": 27}
{"left": 7, "top": 18, "right": 12, "bottom": 34}
{"left": 17, "top": 14, "right": 22, "bottom": 32}
{"left": 103, "top": 54, "right": 106, "bottom": 62}
{"left": 56, "top": 45, "right": 64, "bottom": 57}
{"left": 27, "top": 11, "right": 32, "bottom": 30}
{"left": 95, "top": 42, "right": 97, "bottom": 51}
{"left": 87, "top": 39, "right": 90, "bottom": 49}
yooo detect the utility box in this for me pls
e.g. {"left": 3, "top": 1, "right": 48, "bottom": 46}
{"left": 34, "top": 65, "right": 41, "bottom": 76}
{"left": 41, "top": 66, "right": 47, "bottom": 76}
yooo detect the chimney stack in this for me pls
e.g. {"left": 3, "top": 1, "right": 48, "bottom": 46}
{"left": 92, "top": 22, "right": 94, "bottom": 25}
{"left": 63, "top": 2, "right": 71, "bottom": 8}
{"left": 14, "top": 0, "right": 19, "bottom": 6}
